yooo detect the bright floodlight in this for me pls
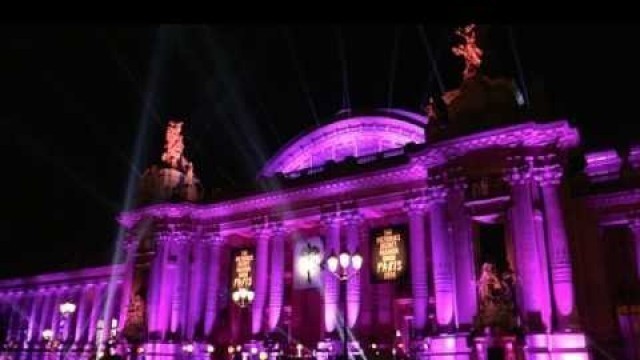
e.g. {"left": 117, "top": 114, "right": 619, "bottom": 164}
{"left": 327, "top": 255, "right": 339, "bottom": 273}
{"left": 351, "top": 253, "right": 363, "bottom": 270}
{"left": 339, "top": 252, "right": 350, "bottom": 269}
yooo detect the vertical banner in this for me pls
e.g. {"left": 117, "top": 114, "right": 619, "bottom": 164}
{"left": 231, "top": 248, "right": 255, "bottom": 291}
{"left": 370, "top": 225, "right": 408, "bottom": 282}
{"left": 293, "top": 236, "right": 324, "bottom": 289}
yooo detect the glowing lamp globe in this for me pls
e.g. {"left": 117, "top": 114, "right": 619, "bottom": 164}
{"left": 259, "top": 351, "right": 268, "bottom": 360}
{"left": 207, "top": 345, "right": 215, "bottom": 353}
{"left": 42, "top": 329, "right": 53, "bottom": 341}
{"left": 250, "top": 347, "right": 258, "bottom": 355}
{"left": 327, "top": 255, "right": 339, "bottom": 273}
{"left": 339, "top": 252, "right": 350, "bottom": 269}
{"left": 232, "top": 291, "right": 240, "bottom": 302}
{"left": 59, "top": 301, "right": 76, "bottom": 315}
{"left": 228, "top": 346, "right": 235, "bottom": 354}
{"left": 351, "top": 253, "right": 363, "bottom": 270}
{"left": 247, "top": 290, "right": 255, "bottom": 302}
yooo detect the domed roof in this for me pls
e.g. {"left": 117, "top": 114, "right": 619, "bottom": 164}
{"left": 261, "top": 109, "right": 427, "bottom": 177}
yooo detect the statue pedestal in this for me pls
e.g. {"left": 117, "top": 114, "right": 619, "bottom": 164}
{"left": 414, "top": 334, "right": 472, "bottom": 360}
{"left": 472, "top": 334, "right": 518, "bottom": 360}
{"left": 524, "top": 333, "right": 590, "bottom": 360}
{"left": 142, "top": 342, "right": 182, "bottom": 360}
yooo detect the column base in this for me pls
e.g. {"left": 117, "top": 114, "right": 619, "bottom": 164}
{"left": 525, "top": 333, "right": 591, "bottom": 360}
{"left": 414, "top": 334, "right": 472, "bottom": 360}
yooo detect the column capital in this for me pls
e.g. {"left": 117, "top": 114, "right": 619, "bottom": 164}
{"left": 342, "top": 209, "right": 362, "bottom": 226}
{"left": 503, "top": 156, "right": 536, "bottom": 185}
{"left": 200, "top": 223, "right": 223, "bottom": 246}
{"left": 321, "top": 211, "right": 342, "bottom": 227}
{"left": 252, "top": 216, "right": 278, "bottom": 238}
{"left": 404, "top": 194, "right": 428, "bottom": 215}
{"left": 426, "top": 184, "right": 449, "bottom": 204}
{"left": 534, "top": 163, "right": 563, "bottom": 187}
{"left": 628, "top": 212, "right": 640, "bottom": 232}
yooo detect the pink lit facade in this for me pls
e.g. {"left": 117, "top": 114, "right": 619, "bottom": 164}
{"left": 1, "top": 109, "right": 640, "bottom": 360}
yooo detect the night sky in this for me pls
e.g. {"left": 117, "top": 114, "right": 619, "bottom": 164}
{"left": 2, "top": 25, "right": 639, "bottom": 279}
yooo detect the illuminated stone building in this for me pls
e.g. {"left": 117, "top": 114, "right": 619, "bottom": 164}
{"left": 1, "top": 26, "right": 640, "bottom": 360}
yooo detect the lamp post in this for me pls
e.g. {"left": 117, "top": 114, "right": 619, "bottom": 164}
{"left": 232, "top": 286, "right": 255, "bottom": 345}
{"left": 325, "top": 250, "right": 363, "bottom": 360}
{"left": 57, "top": 301, "right": 76, "bottom": 359}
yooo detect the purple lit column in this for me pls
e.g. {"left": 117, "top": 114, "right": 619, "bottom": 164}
{"left": 38, "top": 290, "right": 53, "bottom": 338}
{"left": 170, "top": 232, "right": 190, "bottom": 335}
{"left": 449, "top": 180, "right": 477, "bottom": 328}
{"left": 186, "top": 230, "right": 206, "bottom": 340}
{"left": 406, "top": 196, "right": 429, "bottom": 333}
{"left": 27, "top": 291, "right": 42, "bottom": 342}
{"left": 148, "top": 226, "right": 169, "bottom": 335}
{"left": 74, "top": 287, "right": 89, "bottom": 344}
{"left": 203, "top": 227, "right": 223, "bottom": 338}
{"left": 344, "top": 210, "right": 362, "bottom": 328}
{"left": 322, "top": 212, "right": 341, "bottom": 333}
{"left": 155, "top": 227, "right": 173, "bottom": 339}
{"left": 629, "top": 217, "right": 640, "bottom": 280}
{"left": 428, "top": 185, "right": 455, "bottom": 328}
{"left": 537, "top": 162, "right": 576, "bottom": 326}
{"left": 51, "top": 290, "right": 62, "bottom": 339}
{"left": 117, "top": 233, "right": 139, "bottom": 333}
{"left": 268, "top": 224, "right": 286, "bottom": 331}
{"left": 505, "top": 158, "right": 550, "bottom": 331}
{"left": 87, "top": 284, "right": 104, "bottom": 345}
{"left": 252, "top": 223, "right": 271, "bottom": 335}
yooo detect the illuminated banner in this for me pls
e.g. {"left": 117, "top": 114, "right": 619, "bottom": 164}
{"left": 293, "top": 236, "right": 324, "bottom": 289}
{"left": 231, "top": 248, "right": 255, "bottom": 291}
{"left": 370, "top": 226, "right": 408, "bottom": 282}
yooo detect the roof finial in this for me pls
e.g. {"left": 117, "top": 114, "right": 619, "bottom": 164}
{"left": 452, "top": 24, "right": 483, "bottom": 80}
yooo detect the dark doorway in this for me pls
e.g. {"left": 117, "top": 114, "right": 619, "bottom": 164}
{"left": 475, "top": 222, "right": 509, "bottom": 274}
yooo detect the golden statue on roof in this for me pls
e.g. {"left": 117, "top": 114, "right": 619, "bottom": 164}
{"left": 452, "top": 24, "right": 483, "bottom": 80}
{"left": 161, "top": 120, "right": 185, "bottom": 169}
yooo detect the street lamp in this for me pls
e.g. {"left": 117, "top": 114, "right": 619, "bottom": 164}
{"left": 325, "top": 250, "right": 363, "bottom": 360}
{"left": 58, "top": 300, "right": 76, "bottom": 346}
{"left": 231, "top": 287, "right": 255, "bottom": 308}
{"left": 298, "top": 243, "right": 322, "bottom": 284}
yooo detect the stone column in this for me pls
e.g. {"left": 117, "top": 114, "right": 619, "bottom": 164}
{"left": 203, "top": 226, "right": 223, "bottom": 338}
{"left": 504, "top": 157, "right": 550, "bottom": 331}
{"left": 87, "top": 284, "right": 104, "bottom": 344}
{"left": 448, "top": 179, "right": 477, "bottom": 328}
{"left": 170, "top": 229, "right": 190, "bottom": 335}
{"left": 154, "top": 224, "right": 174, "bottom": 339}
{"left": 117, "top": 233, "right": 139, "bottom": 333}
{"left": 50, "top": 290, "right": 63, "bottom": 340}
{"left": 186, "top": 227, "right": 207, "bottom": 340}
{"left": 148, "top": 224, "right": 169, "bottom": 336}
{"left": 27, "top": 291, "right": 43, "bottom": 342}
{"left": 406, "top": 195, "right": 429, "bottom": 333}
{"left": 252, "top": 222, "right": 271, "bottom": 335}
{"left": 428, "top": 184, "right": 455, "bottom": 329}
{"left": 536, "top": 161, "right": 576, "bottom": 327}
{"left": 322, "top": 212, "right": 341, "bottom": 334}
{"left": 344, "top": 210, "right": 362, "bottom": 329}
{"left": 629, "top": 216, "right": 640, "bottom": 281}
{"left": 268, "top": 223, "right": 286, "bottom": 332}
{"left": 38, "top": 290, "right": 54, "bottom": 338}
{"left": 74, "top": 286, "right": 90, "bottom": 344}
